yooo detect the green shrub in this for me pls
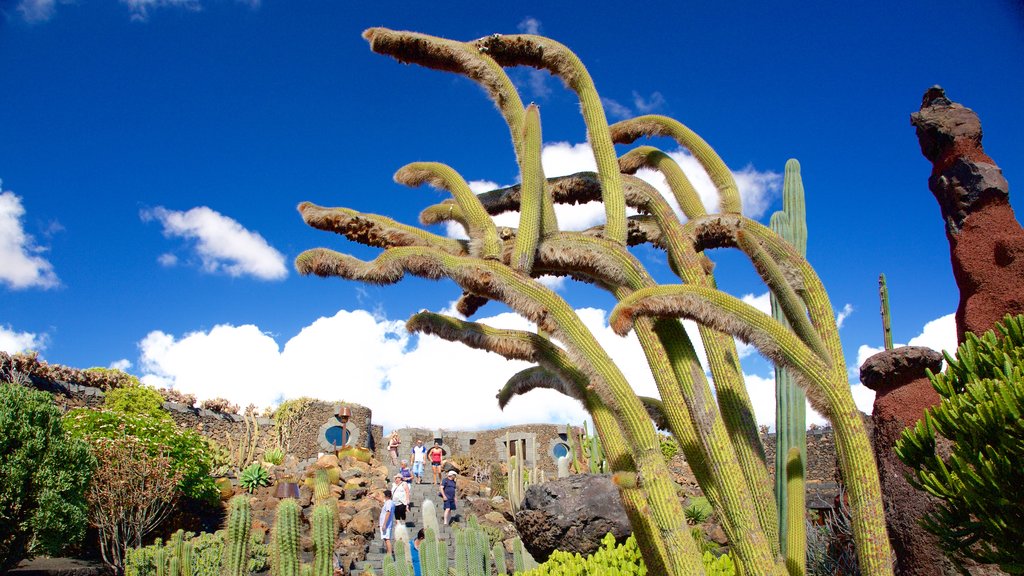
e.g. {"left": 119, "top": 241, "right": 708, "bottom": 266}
{"left": 896, "top": 313, "right": 1024, "bottom": 573}
{"left": 0, "top": 382, "right": 95, "bottom": 572}
{"left": 104, "top": 385, "right": 169, "bottom": 421}
{"left": 124, "top": 531, "right": 224, "bottom": 576}
{"left": 263, "top": 447, "right": 285, "bottom": 465}
{"left": 518, "top": 532, "right": 735, "bottom": 576}
{"left": 64, "top": 408, "right": 217, "bottom": 502}
{"left": 240, "top": 462, "right": 271, "bottom": 493}
{"left": 659, "top": 435, "right": 679, "bottom": 462}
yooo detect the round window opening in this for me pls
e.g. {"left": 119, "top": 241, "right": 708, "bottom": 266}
{"left": 325, "top": 426, "right": 351, "bottom": 448}
{"left": 552, "top": 442, "right": 570, "bottom": 459}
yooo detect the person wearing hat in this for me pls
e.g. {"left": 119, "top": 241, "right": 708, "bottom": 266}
{"left": 441, "top": 470, "right": 457, "bottom": 526}
{"left": 391, "top": 473, "right": 411, "bottom": 523}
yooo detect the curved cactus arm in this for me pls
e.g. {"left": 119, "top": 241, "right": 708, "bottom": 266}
{"left": 419, "top": 199, "right": 466, "bottom": 227}
{"left": 735, "top": 229, "right": 828, "bottom": 361}
{"left": 409, "top": 311, "right": 671, "bottom": 574}
{"left": 615, "top": 168, "right": 779, "bottom": 550}
{"left": 611, "top": 282, "right": 894, "bottom": 575}
{"left": 512, "top": 104, "right": 546, "bottom": 273}
{"left": 619, "top": 145, "right": 708, "bottom": 220}
{"left": 363, "top": 28, "right": 527, "bottom": 160}
{"left": 610, "top": 115, "right": 740, "bottom": 214}
{"left": 299, "top": 246, "right": 700, "bottom": 574}
{"left": 394, "top": 162, "right": 502, "bottom": 259}
{"left": 473, "top": 34, "right": 625, "bottom": 245}
{"left": 298, "top": 202, "right": 466, "bottom": 255}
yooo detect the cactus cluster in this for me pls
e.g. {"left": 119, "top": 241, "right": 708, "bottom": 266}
{"left": 417, "top": 527, "right": 449, "bottom": 576}
{"left": 452, "top": 516, "right": 493, "bottom": 576}
{"left": 298, "top": 29, "right": 893, "bottom": 575}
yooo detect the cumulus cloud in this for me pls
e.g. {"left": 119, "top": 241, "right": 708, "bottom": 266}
{"left": 109, "top": 358, "right": 133, "bottom": 371}
{"left": 16, "top": 0, "right": 57, "bottom": 22}
{"left": 836, "top": 303, "right": 854, "bottom": 329}
{"left": 0, "top": 187, "right": 59, "bottom": 290}
{"left": 141, "top": 206, "right": 287, "bottom": 280}
{"left": 0, "top": 325, "right": 45, "bottom": 354}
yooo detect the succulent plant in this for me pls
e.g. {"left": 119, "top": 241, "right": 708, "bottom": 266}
{"left": 239, "top": 462, "right": 271, "bottom": 493}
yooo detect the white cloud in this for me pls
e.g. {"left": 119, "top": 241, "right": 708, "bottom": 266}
{"left": 141, "top": 206, "right": 287, "bottom": 280}
{"left": 109, "top": 358, "right": 133, "bottom": 371}
{"left": 0, "top": 325, "right": 45, "bottom": 354}
{"left": 18, "top": 0, "right": 256, "bottom": 22}
{"left": 836, "top": 303, "right": 854, "bottom": 329}
{"left": 601, "top": 98, "right": 633, "bottom": 121}
{"left": 632, "top": 91, "right": 666, "bottom": 114}
{"left": 157, "top": 253, "right": 178, "bottom": 267}
{"left": 16, "top": 0, "right": 56, "bottom": 21}
{"left": 121, "top": 0, "right": 201, "bottom": 21}
{"left": 0, "top": 188, "right": 59, "bottom": 290}
{"left": 517, "top": 17, "right": 541, "bottom": 35}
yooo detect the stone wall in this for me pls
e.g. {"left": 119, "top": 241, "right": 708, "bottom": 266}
{"left": 386, "top": 424, "right": 574, "bottom": 476}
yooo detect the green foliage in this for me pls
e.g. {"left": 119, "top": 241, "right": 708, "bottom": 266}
{"left": 125, "top": 530, "right": 224, "bottom": 576}
{"left": 63, "top": 407, "right": 216, "bottom": 502}
{"left": 659, "top": 435, "right": 679, "bottom": 462}
{"left": 895, "top": 313, "right": 1024, "bottom": 573}
{"left": 249, "top": 531, "right": 270, "bottom": 574}
{"left": 191, "top": 530, "right": 224, "bottom": 576}
{"left": 683, "top": 496, "right": 713, "bottom": 525}
{"left": 240, "top": 462, "right": 271, "bottom": 493}
{"left": 104, "top": 385, "right": 169, "bottom": 421}
{"left": 518, "top": 533, "right": 734, "bottom": 576}
{"left": 264, "top": 446, "right": 285, "bottom": 465}
{"left": 0, "top": 382, "right": 95, "bottom": 571}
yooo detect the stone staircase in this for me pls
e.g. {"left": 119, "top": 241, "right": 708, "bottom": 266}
{"left": 354, "top": 467, "right": 468, "bottom": 574}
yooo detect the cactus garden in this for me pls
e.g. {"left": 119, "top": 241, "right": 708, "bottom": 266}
{"left": 2, "top": 5, "right": 1023, "bottom": 576}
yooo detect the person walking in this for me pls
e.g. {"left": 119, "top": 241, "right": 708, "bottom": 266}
{"left": 391, "top": 474, "right": 411, "bottom": 525}
{"left": 410, "top": 529, "right": 424, "bottom": 576}
{"left": 427, "top": 441, "right": 444, "bottom": 487}
{"left": 441, "top": 470, "right": 457, "bottom": 526}
{"left": 411, "top": 439, "right": 427, "bottom": 484}
{"left": 400, "top": 460, "right": 413, "bottom": 484}
{"left": 387, "top": 432, "right": 402, "bottom": 467}
{"left": 379, "top": 489, "right": 395, "bottom": 558}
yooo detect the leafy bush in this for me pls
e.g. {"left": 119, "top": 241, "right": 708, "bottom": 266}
{"left": 263, "top": 446, "right": 285, "bottom": 465}
{"left": 104, "top": 385, "right": 169, "bottom": 421}
{"left": 896, "top": 313, "right": 1024, "bottom": 573}
{"left": 239, "top": 462, "right": 271, "bottom": 493}
{"left": 519, "top": 532, "right": 735, "bottom": 576}
{"left": 64, "top": 408, "right": 217, "bottom": 502}
{"left": 0, "top": 382, "right": 95, "bottom": 571}
{"left": 125, "top": 530, "right": 224, "bottom": 576}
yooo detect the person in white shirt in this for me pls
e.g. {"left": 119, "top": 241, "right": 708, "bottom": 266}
{"left": 390, "top": 474, "right": 411, "bottom": 524}
{"left": 411, "top": 439, "right": 427, "bottom": 485}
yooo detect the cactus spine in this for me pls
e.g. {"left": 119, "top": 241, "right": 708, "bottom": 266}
{"left": 880, "top": 273, "right": 893, "bottom": 350}
{"left": 493, "top": 541, "right": 507, "bottom": 575}
{"left": 785, "top": 447, "right": 806, "bottom": 576}
{"left": 272, "top": 499, "right": 301, "bottom": 576}
{"left": 313, "top": 469, "right": 331, "bottom": 503}
{"left": 311, "top": 503, "right": 336, "bottom": 576}
{"left": 222, "top": 495, "right": 251, "bottom": 576}
{"left": 771, "top": 158, "right": 808, "bottom": 556}
{"left": 454, "top": 528, "right": 467, "bottom": 575}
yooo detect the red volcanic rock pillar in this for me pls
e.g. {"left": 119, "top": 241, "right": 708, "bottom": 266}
{"left": 860, "top": 346, "right": 944, "bottom": 576}
{"left": 911, "top": 87, "right": 1024, "bottom": 342}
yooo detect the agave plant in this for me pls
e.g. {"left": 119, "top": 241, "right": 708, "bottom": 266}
{"left": 296, "top": 29, "right": 892, "bottom": 576}
{"left": 239, "top": 462, "right": 271, "bottom": 493}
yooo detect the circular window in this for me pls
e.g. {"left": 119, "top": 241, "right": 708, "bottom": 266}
{"left": 552, "top": 442, "right": 570, "bottom": 459}
{"left": 325, "top": 426, "right": 350, "bottom": 448}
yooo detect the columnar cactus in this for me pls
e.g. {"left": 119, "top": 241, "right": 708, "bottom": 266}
{"left": 493, "top": 541, "right": 508, "bottom": 575}
{"left": 222, "top": 495, "right": 251, "bottom": 576}
{"left": 879, "top": 273, "right": 893, "bottom": 351}
{"left": 298, "top": 28, "right": 893, "bottom": 576}
{"left": 272, "top": 499, "right": 301, "bottom": 576}
{"left": 421, "top": 499, "right": 439, "bottom": 536}
{"left": 771, "top": 158, "right": 808, "bottom": 555}
{"left": 313, "top": 469, "right": 331, "bottom": 504}
{"left": 311, "top": 503, "right": 337, "bottom": 576}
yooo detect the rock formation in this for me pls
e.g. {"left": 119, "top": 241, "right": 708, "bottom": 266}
{"left": 860, "top": 346, "right": 944, "bottom": 575}
{"left": 911, "top": 86, "right": 1024, "bottom": 341}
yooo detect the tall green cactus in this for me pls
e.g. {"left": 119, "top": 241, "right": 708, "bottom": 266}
{"left": 879, "top": 273, "right": 893, "bottom": 350}
{"left": 493, "top": 541, "right": 508, "bottom": 575}
{"left": 222, "top": 495, "right": 251, "bottom": 576}
{"left": 313, "top": 468, "right": 331, "bottom": 503}
{"left": 298, "top": 29, "right": 894, "bottom": 576}
{"left": 771, "top": 158, "right": 808, "bottom": 556}
{"left": 272, "top": 499, "right": 301, "bottom": 576}
{"left": 311, "top": 503, "right": 337, "bottom": 576}
{"left": 155, "top": 541, "right": 167, "bottom": 576}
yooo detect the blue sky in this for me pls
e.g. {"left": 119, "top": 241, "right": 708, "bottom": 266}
{"left": 2, "top": 0, "right": 1022, "bottom": 431}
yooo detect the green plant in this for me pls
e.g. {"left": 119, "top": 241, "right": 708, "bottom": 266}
{"left": 895, "top": 313, "right": 1024, "bottom": 573}
{"left": 878, "top": 273, "right": 893, "bottom": 351}
{"left": 264, "top": 446, "right": 285, "bottom": 465}
{"left": 771, "top": 159, "right": 808, "bottom": 563}
{"left": 223, "top": 409, "right": 263, "bottom": 471}
{"left": 659, "top": 435, "right": 679, "bottom": 462}
{"left": 273, "top": 397, "right": 316, "bottom": 455}
{"left": 63, "top": 407, "right": 216, "bottom": 502}
{"left": 249, "top": 531, "right": 270, "bottom": 574}
{"left": 104, "top": 384, "right": 169, "bottom": 421}
{"left": 191, "top": 530, "right": 223, "bottom": 576}
{"left": 494, "top": 540, "right": 508, "bottom": 575}
{"left": 240, "top": 462, "right": 271, "bottom": 493}
{"left": 125, "top": 530, "right": 223, "bottom": 576}
{"left": 272, "top": 499, "right": 301, "bottom": 576}
{"left": 312, "top": 468, "right": 331, "bottom": 502}
{"left": 683, "top": 497, "right": 713, "bottom": 526}
{"left": 222, "top": 495, "right": 251, "bottom": 576}
{"left": 298, "top": 29, "right": 892, "bottom": 576}
{"left": 0, "top": 382, "right": 95, "bottom": 572}
{"left": 311, "top": 502, "right": 337, "bottom": 576}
